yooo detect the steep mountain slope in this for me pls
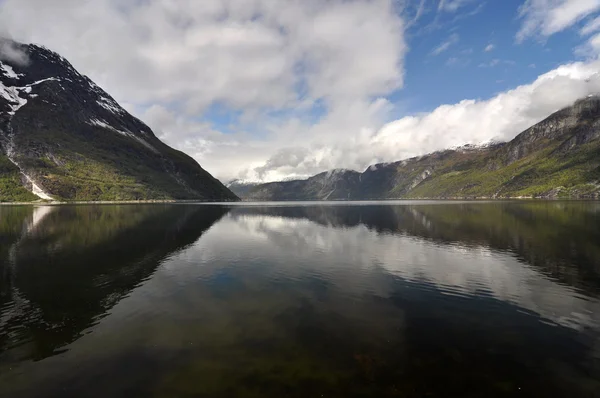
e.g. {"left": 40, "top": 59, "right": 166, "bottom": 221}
{"left": 226, "top": 179, "right": 260, "bottom": 198}
{"left": 0, "top": 40, "right": 238, "bottom": 202}
{"left": 244, "top": 97, "right": 600, "bottom": 200}
{"left": 243, "top": 169, "right": 362, "bottom": 201}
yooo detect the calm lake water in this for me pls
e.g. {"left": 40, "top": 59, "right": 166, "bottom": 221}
{"left": 1, "top": 201, "right": 599, "bottom": 397}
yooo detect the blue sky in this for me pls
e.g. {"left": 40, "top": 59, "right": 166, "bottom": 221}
{"left": 398, "top": 0, "right": 583, "bottom": 113}
{"left": 2, "top": 0, "right": 600, "bottom": 181}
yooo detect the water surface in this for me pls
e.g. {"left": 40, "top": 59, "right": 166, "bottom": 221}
{"left": 1, "top": 201, "right": 599, "bottom": 397}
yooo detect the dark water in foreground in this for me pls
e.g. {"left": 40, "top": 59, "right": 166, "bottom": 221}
{"left": 1, "top": 202, "right": 600, "bottom": 398}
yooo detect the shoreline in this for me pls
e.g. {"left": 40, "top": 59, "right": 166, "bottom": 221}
{"left": 0, "top": 199, "right": 238, "bottom": 206}
{"left": 1, "top": 196, "right": 599, "bottom": 206}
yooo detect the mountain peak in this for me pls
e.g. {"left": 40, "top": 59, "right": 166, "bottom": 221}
{"left": 0, "top": 40, "right": 237, "bottom": 202}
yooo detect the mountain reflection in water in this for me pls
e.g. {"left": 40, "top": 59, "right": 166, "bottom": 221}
{"left": 1, "top": 201, "right": 599, "bottom": 398}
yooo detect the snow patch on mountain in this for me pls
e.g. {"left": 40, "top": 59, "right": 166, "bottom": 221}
{"left": 24, "top": 173, "right": 54, "bottom": 200}
{"left": 27, "top": 77, "right": 60, "bottom": 87}
{"left": 89, "top": 118, "right": 119, "bottom": 132}
{"left": 0, "top": 62, "right": 22, "bottom": 79}
{"left": 450, "top": 141, "right": 504, "bottom": 153}
{"left": 0, "top": 80, "right": 28, "bottom": 115}
{"left": 96, "top": 96, "right": 125, "bottom": 115}
{"left": 88, "top": 118, "right": 158, "bottom": 153}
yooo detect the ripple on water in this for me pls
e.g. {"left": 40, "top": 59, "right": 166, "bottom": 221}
{"left": 0, "top": 202, "right": 599, "bottom": 397}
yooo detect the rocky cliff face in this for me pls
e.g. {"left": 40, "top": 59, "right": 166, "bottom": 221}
{"left": 0, "top": 40, "right": 238, "bottom": 202}
{"left": 242, "top": 97, "right": 600, "bottom": 201}
{"left": 500, "top": 96, "right": 600, "bottom": 165}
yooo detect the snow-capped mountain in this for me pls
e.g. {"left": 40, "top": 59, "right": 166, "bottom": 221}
{"left": 0, "top": 39, "right": 237, "bottom": 202}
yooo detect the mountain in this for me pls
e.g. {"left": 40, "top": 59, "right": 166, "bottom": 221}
{"left": 242, "top": 97, "right": 600, "bottom": 200}
{"left": 0, "top": 39, "right": 238, "bottom": 202}
{"left": 239, "top": 169, "right": 361, "bottom": 200}
{"left": 226, "top": 179, "right": 260, "bottom": 198}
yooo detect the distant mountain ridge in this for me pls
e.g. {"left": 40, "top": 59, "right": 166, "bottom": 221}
{"left": 226, "top": 179, "right": 260, "bottom": 198}
{"left": 231, "top": 97, "right": 600, "bottom": 200}
{"left": 0, "top": 39, "right": 238, "bottom": 202}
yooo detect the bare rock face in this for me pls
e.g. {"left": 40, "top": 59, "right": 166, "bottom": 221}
{"left": 0, "top": 39, "right": 238, "bottom": 202}
{"left": 500, "top": 96, "right": 600, "bottom": 165}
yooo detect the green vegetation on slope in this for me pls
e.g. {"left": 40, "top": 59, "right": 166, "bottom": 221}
{"left": 0, "top": 155, "right": 37, "bottom": 202}
{"left": 404, "top": 141, "right": 600, "bottom": 199}
{"left": 4, "top": 99, "right": 237, "bottom": 202}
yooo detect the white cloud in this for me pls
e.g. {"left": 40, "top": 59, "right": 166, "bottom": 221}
{"left": 484, "top": 44, "right": 495, "bottom": 52}
{"left": 0, "top": 0, "right": 406, "bottom": 182}
{"left": 575, "top": 31, "right": 600, "bottom": 55}
{"left": 431, "top": 33, "right": 459, "bottom": 55}
{"left": 411, "top": 0, "right": 428, "bottom": 24}
{"left": 0, "top": 0, "right": 405, "bottom": 111}
{"left": 438, "top": 0, "right": 476, "bottom": 13}
{"left": 0, "top": 37, "right": 29, "bottom": 65}
{"left": 478, "top": 59, "right": 516, "bottom": 68}
{"left": 517, "top": 0, "right": 600, "bottom": 42}
{"left": 369, "top": 61, "right": 600, "bottom": 167}
{"left": 577, "top": 14, "right": 600, "bottom": 55}
{"left": 580, "top": 15, "right": 600, "bottom": 35}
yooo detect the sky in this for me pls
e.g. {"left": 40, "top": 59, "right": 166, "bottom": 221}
{"left": 1, "top": 0, "right": 600, "bottom": 183}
